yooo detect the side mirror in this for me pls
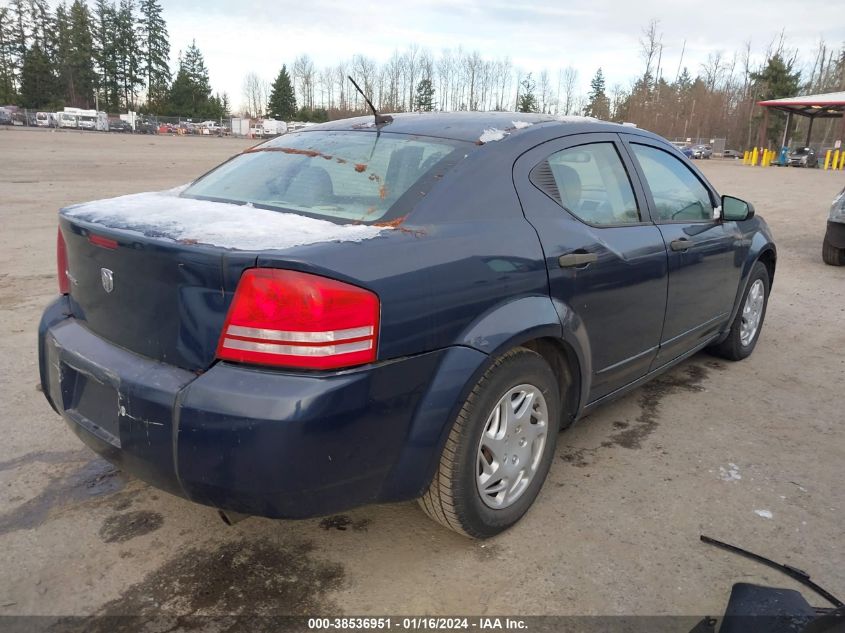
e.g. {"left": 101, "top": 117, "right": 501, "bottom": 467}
{"left": 721, "top": 195, "right": 755, "bottom": 221}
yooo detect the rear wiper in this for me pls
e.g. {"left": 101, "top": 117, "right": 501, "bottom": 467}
{"left": 701, "top": 535, "right": 843, "bottom": 608}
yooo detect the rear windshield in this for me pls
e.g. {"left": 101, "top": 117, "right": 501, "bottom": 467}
{"left": 182, "top": 130, "right": 466, "bottom": 223}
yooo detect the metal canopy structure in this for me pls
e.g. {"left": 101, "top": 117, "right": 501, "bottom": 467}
{"left": 757, "top": 91, "right": 845, "bottom": 118}
{"left": 757, "top": 91, "right": 845, "bottom": 148}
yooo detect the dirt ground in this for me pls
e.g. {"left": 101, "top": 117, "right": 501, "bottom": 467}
{"left": 0, "top": 127, "right": 843, "bottom": 619}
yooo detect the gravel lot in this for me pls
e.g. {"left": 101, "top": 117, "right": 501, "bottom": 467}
{"left": 0, "top": 127, "right": 843, "bottom": 619}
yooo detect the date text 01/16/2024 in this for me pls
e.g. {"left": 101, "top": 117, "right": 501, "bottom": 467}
{"left": 307, "top": 617, "right": 528, "bottom": 630}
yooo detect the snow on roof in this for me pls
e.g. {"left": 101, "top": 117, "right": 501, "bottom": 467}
{"left": 62, "top": 187, "right": 390, "bottom": 251}
{"left": 478, "top": 128, "right": 509, "bottom": 143}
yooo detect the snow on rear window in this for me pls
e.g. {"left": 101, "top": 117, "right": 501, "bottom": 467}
{"left": 62, "top": 189, "right": 389, "bottom": 250}
{"left": 183, "top": 131, "right": 464, "bottom": 223}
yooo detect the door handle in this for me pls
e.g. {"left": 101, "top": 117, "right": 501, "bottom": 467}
{"left": 558, "top": 252, "right": 598, "bottom": 268}
{"left": 670, "top": 238, "right": 693, "bottom": 252}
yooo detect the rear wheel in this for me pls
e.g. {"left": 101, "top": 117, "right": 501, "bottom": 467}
{"left": 822, "top": 238, "right": 845, "bottom": 266}
{"left": 419, "top": 348, "right": 560, "bottom": 538}
{"left": 709, "top": 261, "right": 770, "bottom": 361}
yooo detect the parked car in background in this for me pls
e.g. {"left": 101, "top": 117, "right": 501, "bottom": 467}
{"left": 671, "top": 141, "right": 694, "bottom": 159}
{"left": 39, "top": 113, "right": 776, "bottom": 538}
{"left": 0, "top": 107, "right": 11, "bottom": 125}
{"left": 722, "top": 149, "right": 741, "bottom": 159}
{"left": 823, "top": 186, "right": 845, "bottom": 266}
{"left": 109, "top": 119, "right": 133, "bottom": 133}
{"left": 787, "top": 146, "right": 818, "bottom": 168}
{"left": 692, "top": 144, "right": 713, "bottom": 159}
{"left": 57, "top": 111, "right": 78, "bottom": 129}
{"left": 136, "top": 117, "right": 158, "bottom": 134}
{"left": 36, "top": 112, "right": 56, "bottom": 127}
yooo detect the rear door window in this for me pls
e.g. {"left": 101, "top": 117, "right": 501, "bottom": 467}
{"left": 531, "top": 142, "right": 641, "bottom": 225}
{"left": 183, "top": 131, "right": 466, "bottom": 223}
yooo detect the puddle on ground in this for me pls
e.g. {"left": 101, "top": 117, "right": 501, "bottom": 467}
{"left": 0, "top": 457, "right": 127, "bottom": 535}
{"left": 318, "top": 515, "right": 371, "bottom": 532}
{"left": 99, "top": 510, "right": 164, "bottom": 543}
{"left": 559, "top": 360, "right": 716, "bottom": 467}
{"left": 76, "top": 538, "right": 345, "bottom": 626}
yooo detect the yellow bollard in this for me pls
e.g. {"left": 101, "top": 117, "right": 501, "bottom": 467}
{"left": 833, "top": 150, "right": 841, "bottom": 172}
{"left": 751, "top": 147, "right": 758, "bottom": 166}
{"left": 839, "top": 150, "right": 845, "bottom": 170}
{"left": 742, "top": 151, "right": 748, "bottom": 165}
{"left": 762, "top": 149, "right": 770, "bottom": 167}
{"left": 824, "top": 150, "right": 832, "bottom": 170}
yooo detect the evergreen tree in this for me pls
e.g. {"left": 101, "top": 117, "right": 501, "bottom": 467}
{"left": 414, "top": 77, "right": 434, "bottom": 111}
{"left": 114, "top": 0, "right": 142, "bottom": 109}
{"left": 166, "top": 41, "right": 213, "bottom": 118}
{"left": 27, "top": 0, "right": 54, "bottom": 56}
{"left": 138, "top": 0, "right": 169, "bottom": 111}
{"left": 267, "top": 64, "right": 296, "bottom": 120}
{"left": 220, "top": 91, "right": 231, "bottom": 117}
{"left": 0, "top": 7, "right": 19, "bottom": 102}
{"left": 584, "top": 68, "right": 610, "bottom": 119}
{"left": 68, "top": 0, "right": 97, "bottom": 107}
{"left": 19, "top": 42, "right": 55, "bottom": 107}
{"left": 8, "top": 0, "right": 28, "bottom": 96}
{"left": 751, "top": 54, "right": 801, "bottom": 144}
{"left": 517, "top": 73, "right": 538, "bottom": 113}
{"left": 54, "top": 2, "right": 72, "bottom": 103}
{"left": 93, "top": 0, "right": 119, "bottom": 110}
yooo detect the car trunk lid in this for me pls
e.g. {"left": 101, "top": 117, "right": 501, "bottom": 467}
{"left": 59, "top": 190, "right": 387, "bottom": 371}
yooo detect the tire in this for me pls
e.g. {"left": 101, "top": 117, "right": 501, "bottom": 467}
{"left": 822, "top": 238, "right": 845, "bottom": 266}
{"left": 419, "top": 348, "right": 560, "bottom": 538}
{"left": 709, "top": 261, "right": 770, "bottom": 361}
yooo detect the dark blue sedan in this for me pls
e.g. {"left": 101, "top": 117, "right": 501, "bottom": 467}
{"left": 39, "top": 112, "right": 776, "bottom": 537}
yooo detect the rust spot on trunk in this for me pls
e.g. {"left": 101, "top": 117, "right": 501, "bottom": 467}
{"left": 379, "top": 184, "right": 388, "bottom": 200}
{"left": 354, "top": 163, "right": 367, "bottom": 173}
{"left": 375, "top": 215, "right": 407, "bottom": 228}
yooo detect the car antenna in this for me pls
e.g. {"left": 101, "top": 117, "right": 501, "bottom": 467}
{"left": 347, "top": 76, "right": 392, "bottom": 126}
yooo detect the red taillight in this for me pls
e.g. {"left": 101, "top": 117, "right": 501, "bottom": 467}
{"left": 216, "top": 269, "right": 380, "bottom": 370}
{"left": 57, "top": 228, "right": 70, "bottom": 294}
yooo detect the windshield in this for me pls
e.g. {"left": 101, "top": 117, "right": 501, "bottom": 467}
{"left": 792, "top": 147, "right": 810, "bottom": 155}
{"left": 183, "top": 130, "right": 467, "bottom": 223}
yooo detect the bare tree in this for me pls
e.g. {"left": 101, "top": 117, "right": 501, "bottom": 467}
{"left": 561, "top": 66, "right": 577, "bottom": 115}
{"left": 242, "top": 72, "right": 265, "bottom": 117}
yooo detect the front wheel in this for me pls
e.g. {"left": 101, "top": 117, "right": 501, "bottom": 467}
{"left": 709, "top": 261, "right": 770, "bottom": 361}
{"left": 419, "top": 348, "right": 560, "bottom": 538}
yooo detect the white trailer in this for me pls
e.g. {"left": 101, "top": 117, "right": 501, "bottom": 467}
{"left": 36, "top": 112, "right": 56, "bottom": 127}
{"left": 259, "top": 119, "right": 287, "bottom": 137}
{"left": 57, "top": 108, "right": 80, "bottom": 129}
{"left": 76, "top": 109, "right": 109, "bottom": 131}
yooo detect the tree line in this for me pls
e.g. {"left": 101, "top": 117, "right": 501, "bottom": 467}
{"left": 0, "top": 0, "right": 228, "bottom": 119}
{"left": 267, "top": 26, "right": 844, "bottom": 148}
{"left": 2, "top": 4, "right": 844, "bottom": 147}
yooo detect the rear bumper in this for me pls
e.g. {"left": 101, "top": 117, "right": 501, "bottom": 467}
{"left": 825, "top": 220, "right": 845, "bottom": 249}
{"left": 39, "top": 297, "right": 487, "bottom": 518}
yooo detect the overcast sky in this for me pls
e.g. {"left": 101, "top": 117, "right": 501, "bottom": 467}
{"left": 160, "top": 0, "right": 845, "bottom": 109}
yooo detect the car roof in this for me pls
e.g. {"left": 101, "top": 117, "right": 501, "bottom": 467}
{"left": 298, "top": 111, "right": 653, "bottom": 145}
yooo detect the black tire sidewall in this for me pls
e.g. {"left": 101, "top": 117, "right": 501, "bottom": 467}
{"left": 731, "top": 262, "right": 770, "bottom": 357}
{"left": 453, "top": 351, "right": 560, "bottom": 538}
